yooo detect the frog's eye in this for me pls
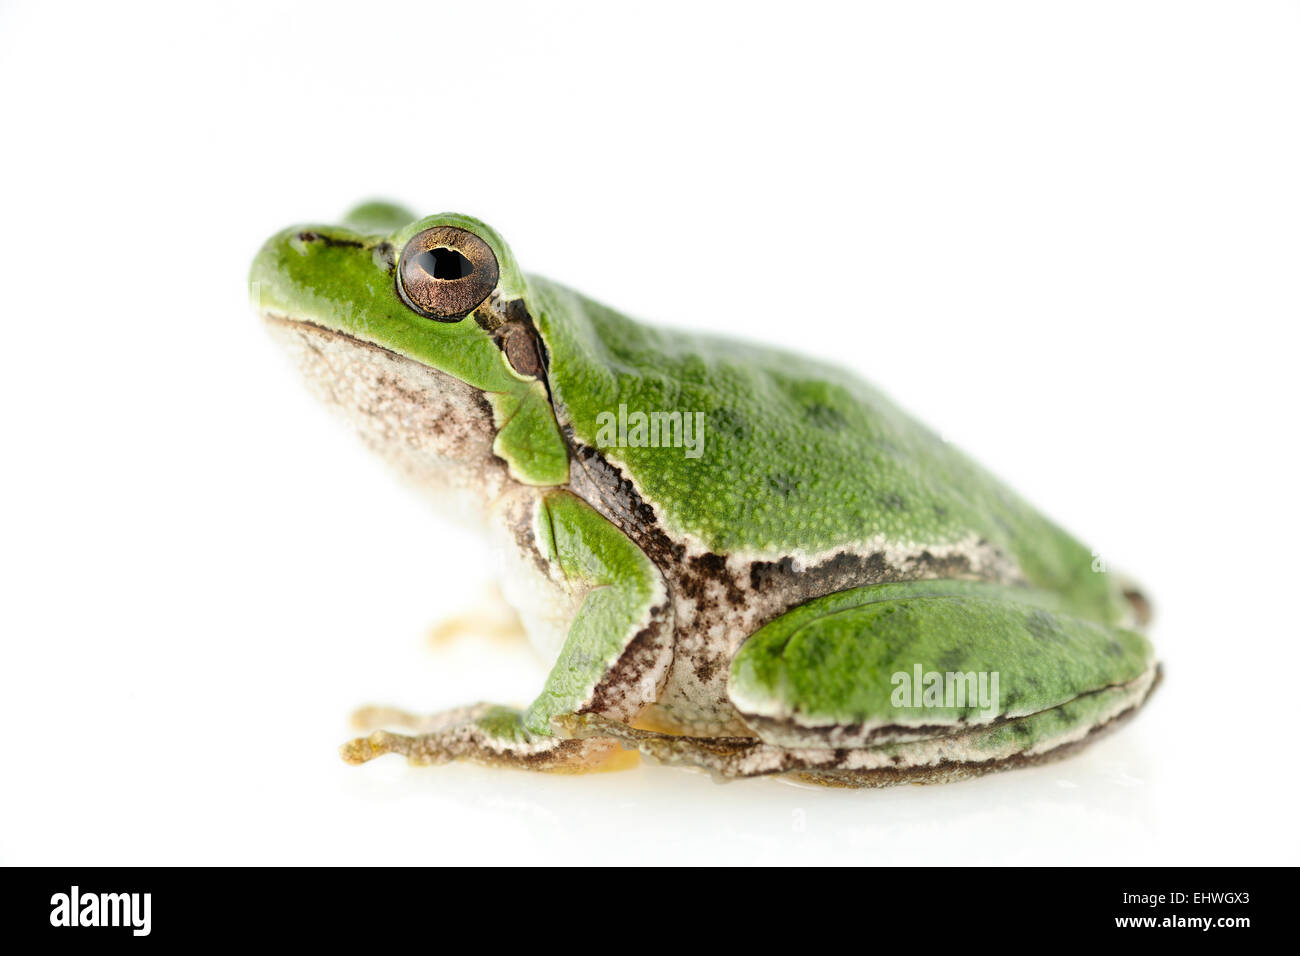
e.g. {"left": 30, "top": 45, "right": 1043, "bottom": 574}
{"left": 397, "top": 226, "right": 500, "bottom": 321}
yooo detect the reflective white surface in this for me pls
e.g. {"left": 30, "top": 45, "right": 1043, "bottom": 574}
{"left": 1, "top": 0, "right": 1296, "bottom": 865}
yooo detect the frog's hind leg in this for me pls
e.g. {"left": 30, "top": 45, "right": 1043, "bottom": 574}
{"left": 564, "top": 579, "right": 1160, "bottom": 787}
{"left": 560, "top": 666, "right": 1160, "bottom": 786}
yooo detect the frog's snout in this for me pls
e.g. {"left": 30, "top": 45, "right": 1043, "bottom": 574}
{"left": 249, "top": 221, "right": 379, "bottom": 325}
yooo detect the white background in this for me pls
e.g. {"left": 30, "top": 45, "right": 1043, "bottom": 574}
{"left": 2, "top": 1, "right": 1297, "bottom": 866}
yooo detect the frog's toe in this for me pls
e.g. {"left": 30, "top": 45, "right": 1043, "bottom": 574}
{"left": 339, "top": 730, "right": 408, "bottom": 766}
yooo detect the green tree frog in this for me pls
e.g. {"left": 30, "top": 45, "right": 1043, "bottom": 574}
{"left": 250, "top": 203, "right": 1159, "bottom": 787}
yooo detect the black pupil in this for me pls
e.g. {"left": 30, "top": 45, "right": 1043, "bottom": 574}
{"left": 415, "top": 247, "right": 474, "bottom": 280}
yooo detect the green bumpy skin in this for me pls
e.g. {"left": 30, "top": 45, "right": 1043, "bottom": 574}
{"left": 729, "top": 579, "right": 1153, "bottom": 738}
{"left": 528, "top": 280, "right": 1125, "bottom": 624}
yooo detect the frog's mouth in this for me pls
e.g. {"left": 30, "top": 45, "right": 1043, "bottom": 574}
{"left": 260, "top": 311, "right": 393, "bottom": 358}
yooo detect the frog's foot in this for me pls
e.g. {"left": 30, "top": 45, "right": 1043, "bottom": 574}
{"left": 427, "top": 584, "right": 527, "bottom": 646}
{"left": 340, "top": 704, "right": 618, "bottom": 772}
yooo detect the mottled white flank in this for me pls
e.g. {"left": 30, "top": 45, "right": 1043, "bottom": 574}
{"left": 642, "top": 533, "right": 1025, "bottom": 738}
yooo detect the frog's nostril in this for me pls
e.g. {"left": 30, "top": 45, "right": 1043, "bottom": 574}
{"left": 415, "top": 247, "right": 475, "bottom": 281}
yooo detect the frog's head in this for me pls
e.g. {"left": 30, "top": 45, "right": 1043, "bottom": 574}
{"left": 251, "top": 202, "right": 568, "bottom": 518}
{"left": 250, "top": 201, "right": 537, "bottom": 376}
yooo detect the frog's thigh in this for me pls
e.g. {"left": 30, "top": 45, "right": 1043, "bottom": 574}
{"left": 729, "top": 579, "right": 1159, "bottom": 765}
{"left": 342, "top": 491, "right": 673, "bottom": 771}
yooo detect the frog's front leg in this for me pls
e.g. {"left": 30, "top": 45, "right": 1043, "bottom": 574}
{"left": 341, "top": 490, "right": 673, "bottom": 772}
{"left": 339, "top": 703, "right": 602, "bottom": 770}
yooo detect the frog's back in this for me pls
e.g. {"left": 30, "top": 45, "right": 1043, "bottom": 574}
{"left": 527, "top": 276, "right": 1129, "bottom": 625}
